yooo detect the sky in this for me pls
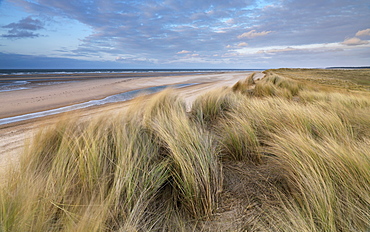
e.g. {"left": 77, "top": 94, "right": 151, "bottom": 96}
{"left": 0, "top": 0, "right": 369, "bottom": 69}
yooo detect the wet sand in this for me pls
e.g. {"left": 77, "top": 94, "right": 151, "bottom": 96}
{"left": 0, "top": 71, "right": 264, "bottom": 182}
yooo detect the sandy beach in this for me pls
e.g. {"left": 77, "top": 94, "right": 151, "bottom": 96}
{"left": 0, "top": 71, "right": 263, "bottom": 181}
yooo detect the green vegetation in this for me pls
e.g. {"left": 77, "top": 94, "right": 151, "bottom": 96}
{"left": 1, "top": 70, "right": 370, "bottom": 231}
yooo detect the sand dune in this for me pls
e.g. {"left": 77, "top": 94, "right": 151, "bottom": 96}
{"left": 0, "top": 71, "right": 263, "bottom": 182}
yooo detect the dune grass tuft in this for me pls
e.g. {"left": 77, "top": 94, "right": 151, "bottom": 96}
{"left": 251, "top": 72, "right": 304, "bottom": 99}
{"left": 232, "top": 72, "right": 255, "bottom": 93}
{"left": 190, "top": 88, "right": 239, "bottom": 128}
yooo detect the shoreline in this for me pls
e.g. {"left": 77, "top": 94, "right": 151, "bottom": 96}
{"left": 0, "top": 72, "right": 219, "bottom": 119}
{"left": 0, "top": 71, "right": 253, "bottom": 119}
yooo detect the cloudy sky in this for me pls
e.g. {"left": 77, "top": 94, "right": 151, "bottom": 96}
{"left": 0, "top": 0, "right": 369, "bottom": 69}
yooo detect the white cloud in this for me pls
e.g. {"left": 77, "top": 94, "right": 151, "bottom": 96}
{"left": 356, "top": 29, "right": 370, "bottom": 37}
{"left": 177, "top": 50, "right": 191, "bottom": 54}
{"left": 237, "top": 30, "right": 272, "bottom": 39}
{"left": 115, "top": 56, "right": 158, "bottom": 63}
{"left": 236, "top": 41, "right": 367, "bottom": 55}
{"left": 341, "top": 37, "right": 369, "bottom": 46}
{"left": 257, "top": 47, "right": 297, "bottom": 54}
{"left": 222, "top": 53, "right": 239, "bottom": 57}
{"left": 238, "top": 42, "right": 248, "bottom": 47}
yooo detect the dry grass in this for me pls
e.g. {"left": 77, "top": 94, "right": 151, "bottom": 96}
{"left": 1, "top": 69, "right": 370, "bottom": 231}
{"left": 232, "top": 72, "right": 255, "bottom": 94}
{"left": 0, "top": 90, "right": 221, "bottom": 231}
{"left": 271, "top": 68, "right": 370, "bottom": 91}
{"left": 190, "top": 87, "right": 239, "bottom": 128}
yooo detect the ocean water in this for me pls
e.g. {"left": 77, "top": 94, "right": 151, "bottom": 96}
{"left": 0, "top": 80, "right": 31, "bottom": 92}
{"left": 0, "top": 80, "right": 78, "bottom": 93}
{"left": 0, "top": 68, "right": 262, "bottom": 75}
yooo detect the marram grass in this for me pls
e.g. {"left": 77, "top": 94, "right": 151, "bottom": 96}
{"left": 1, "top": 70, "right": 369, "bottom": 231}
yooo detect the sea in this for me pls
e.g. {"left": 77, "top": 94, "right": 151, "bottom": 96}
{"left": 0, "top": 68, "right": 262, "bottom": 76}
